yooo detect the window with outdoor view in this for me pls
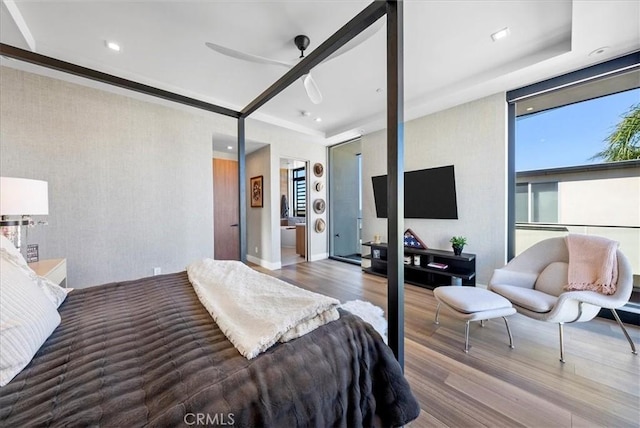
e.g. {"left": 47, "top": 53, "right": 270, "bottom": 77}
{"left": 514, "top": 70, "right": 639, "bottom": 281}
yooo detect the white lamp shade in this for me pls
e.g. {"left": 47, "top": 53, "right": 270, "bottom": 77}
{"left": 0, "top": 177, "right": 49, "bottom": 216}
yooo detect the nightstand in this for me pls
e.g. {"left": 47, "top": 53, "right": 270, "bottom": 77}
{"left": 28, "top": 258, "right": 67, "bottom": 288}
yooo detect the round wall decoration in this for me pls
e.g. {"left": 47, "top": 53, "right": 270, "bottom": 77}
{"left": 313, "top": 163, "right": 324, "bottom": 177}
{"left": 314, "top": 218, "right": 326, "bottom": 233}
{"left": 313, "top": 199, "right": 326, "bottom": 214}
{"left": 314, "top": 181, "right": 324, "bottom": 192}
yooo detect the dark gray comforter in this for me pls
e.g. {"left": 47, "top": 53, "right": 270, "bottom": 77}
{"left": 0, "top": 271, "right": 420, "bottom": 427}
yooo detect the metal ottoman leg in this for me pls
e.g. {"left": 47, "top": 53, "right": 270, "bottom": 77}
{"left": 502, "top": 316, "right": 515, "bottom": 349}
{"left": 464, "top": 320, "right": 470, "bottom": 353}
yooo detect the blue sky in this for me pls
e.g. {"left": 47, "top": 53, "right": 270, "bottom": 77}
{"left": 516, "top": 88, "right": 640, "bottom": 171}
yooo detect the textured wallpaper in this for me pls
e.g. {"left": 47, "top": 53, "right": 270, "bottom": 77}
{"left": 0, "top": 66, "right": 236, "bottom": 287}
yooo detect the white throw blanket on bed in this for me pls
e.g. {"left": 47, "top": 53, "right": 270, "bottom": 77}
{"left": 340, "top": 300, "right": 388, "bottom": 344}
{"left": 187, "top": 259, "right": 340, "bottom": 359}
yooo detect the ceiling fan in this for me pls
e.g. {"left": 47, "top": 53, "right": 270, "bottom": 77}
{"left": 205, "top": 21, "right": 384, "bottom": 105}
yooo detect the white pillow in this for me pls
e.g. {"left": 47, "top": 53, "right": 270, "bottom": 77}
{"left": 0, "top": 234, "right": 28, "bottom": 268}
{"left": 0, "top": 236, "right": 70, "bottom": 308}
{"left": 0, "top": 255, "right": 61, "bottom": 387}
{"left": 535, "top": 261, "right": 569, "bottom": 297}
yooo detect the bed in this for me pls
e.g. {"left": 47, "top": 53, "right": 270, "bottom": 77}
{"left": 0, "top": 259, "right": 420, "bottom": 427}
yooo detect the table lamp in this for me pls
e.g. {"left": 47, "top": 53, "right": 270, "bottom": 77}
{"left": 0, "top": 177, "right": 49, "bottom": 255}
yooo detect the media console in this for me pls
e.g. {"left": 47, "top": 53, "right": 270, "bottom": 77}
{"left": 362, "top": 242, "right": 476, "bottom": 288}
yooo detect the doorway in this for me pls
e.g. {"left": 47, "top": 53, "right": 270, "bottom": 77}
{"left": 280, "top": 158, "right": 308, "bottom": 266}
{"left": 328, "top": 138, "right": 362, "bottom": 264}
{"left": 213, "top": 157, "right": 239, "bottom": 260}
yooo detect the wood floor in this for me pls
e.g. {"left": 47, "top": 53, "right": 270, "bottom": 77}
{"left": 254, "top": 259, "right": 640, "bottom": 428}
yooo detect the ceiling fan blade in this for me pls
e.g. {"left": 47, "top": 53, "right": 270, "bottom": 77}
{"left": 302, "top": 74, "right": 323, "bottom": 105}
{"left": 205, "top": 42, "right": 292, "bottom": 69}
{"left": 322, "top": 19, "right": 384, "bottom": 64}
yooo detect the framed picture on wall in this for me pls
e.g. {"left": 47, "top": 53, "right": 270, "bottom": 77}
{"left": 250, "top": 175, "right": 263, "bottom": 208}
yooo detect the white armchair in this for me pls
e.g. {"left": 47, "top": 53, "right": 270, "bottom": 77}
{"left": 488, "top": 237, "right": 637, "bottom": 362}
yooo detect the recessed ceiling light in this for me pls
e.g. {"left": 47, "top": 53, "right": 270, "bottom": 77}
{"left": 300, "top": 110, "right": 311, "bottom": 117}
{"left": 589, "top": 46, "right": 609, "bottom": 56}
{"left": 376, "top": 88, "right": 383, "bottom": 93}
{"left": 315, "top": 117, "right": 322, "bottom": 122}
{"left": 105, "top": 41, "right": 121, "bottom": 52}
{"left": 490, "top": 27, "right": 510, "bottom": 42}
{"left": 526, "top": 107, "right": 533, "bottom": 111}
{"left": 227, "top": 145, "right": 233, "bottom": 150}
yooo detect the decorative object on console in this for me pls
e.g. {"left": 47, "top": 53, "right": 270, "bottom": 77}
{"left": 450, "top": 236, "right": 467, "bottom": 256}
{"left": 404, "top": 228, "right": 427, "bottom": 249}
{"left": 313, "top": 199, "right": 326, "bottom": 214}
{"left": 428, "top": 262, "right": 448, "bottom": 270}
{"left": 250, "top": 176, "right": 263, "bottom": 208}
{"left": 0, "top": 177, "right": 49, "bottom": 257}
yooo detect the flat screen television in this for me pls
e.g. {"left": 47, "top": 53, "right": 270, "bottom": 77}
{"left": 371, "top": 165, "right": 458, "bottom": 219}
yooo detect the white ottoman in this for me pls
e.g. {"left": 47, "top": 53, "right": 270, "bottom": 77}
{"left": 434, "top": 286, "right": 516, "bottom": 353}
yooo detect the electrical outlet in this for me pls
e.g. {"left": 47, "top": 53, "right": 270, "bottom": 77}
{"left": 153, "top": 267, "right": 161, "bottom": 276}
{"left": 255, "top": 246, "right": 259, "bottom": 254}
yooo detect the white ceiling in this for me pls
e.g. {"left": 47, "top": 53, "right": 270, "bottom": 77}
{"left": 1, "top": 0, "right": 638, "bottom": 146}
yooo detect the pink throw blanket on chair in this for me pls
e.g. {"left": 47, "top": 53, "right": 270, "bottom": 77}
{"left": 565, "top": 234, "right": 618, "bottom": 295}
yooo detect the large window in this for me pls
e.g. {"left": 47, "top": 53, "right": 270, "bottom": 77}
{"left": 509, "top": 57, "right": 639, "bottom": 279}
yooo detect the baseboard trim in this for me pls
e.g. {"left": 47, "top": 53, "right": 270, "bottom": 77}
{"left": 246, "top": 255, "right": 281, "bottom": 271}
{"left": 309, "top": 252, "right": 329, "bottom": 262}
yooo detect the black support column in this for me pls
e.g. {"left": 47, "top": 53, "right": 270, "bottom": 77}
{"left": 506, "top": 102, "right": 516, "bottom": 261}
{"left": 386, "top": 0, "right": 404, "bottom": 368}
{"left": 238, "top": 117, "right": 247, "bottom": 263}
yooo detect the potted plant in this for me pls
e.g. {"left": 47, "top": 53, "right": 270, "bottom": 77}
{"left": 450, "top": 236, "right": 467, "bottom": 256}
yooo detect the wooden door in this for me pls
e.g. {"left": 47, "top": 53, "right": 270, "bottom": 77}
{"left": 213, "top": 158, "right": 239, "bottom": 260}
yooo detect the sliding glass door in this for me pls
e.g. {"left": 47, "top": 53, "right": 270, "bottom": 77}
{"left": 329, "top": 138, "right": 362, "bottom": 264}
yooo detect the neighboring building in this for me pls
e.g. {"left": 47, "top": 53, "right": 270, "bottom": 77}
{"left": 515, "top": 159, "right": 640, "bottom": 282}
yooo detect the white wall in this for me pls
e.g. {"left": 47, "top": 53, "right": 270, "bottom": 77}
{"left": 0, "top": 66, "right": 237, "bottom": 287}
{"left": 0, "top": 66, "right": 329, "bottom": 284}
{"left": 362, "top": 93, "right": 508, "bottom": 285}
{"left": 246, "top": 145, "right": 276, "bottom": 268}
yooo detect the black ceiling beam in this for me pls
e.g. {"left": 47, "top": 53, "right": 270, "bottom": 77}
{"left": 0, "top": 43, "right": 240, "bottom": 118}
{"left": 240, "top": 0, "right": 387, "bottom": 118}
